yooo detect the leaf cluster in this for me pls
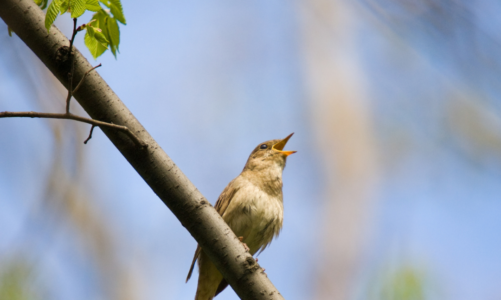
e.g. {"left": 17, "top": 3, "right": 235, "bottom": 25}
{"left": 38, "top": 0, "right": 126, "bottom": 59}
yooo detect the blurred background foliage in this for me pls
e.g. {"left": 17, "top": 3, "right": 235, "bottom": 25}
{"left": 1, "top": 0, "right": 501, "bottom": 299}
{"left": 0, "top": 258, "right": 44, "bottom": 300}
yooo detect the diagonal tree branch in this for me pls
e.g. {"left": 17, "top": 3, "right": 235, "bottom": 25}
{"left": 0, "top": 0, "right": 285, "bottom": 299}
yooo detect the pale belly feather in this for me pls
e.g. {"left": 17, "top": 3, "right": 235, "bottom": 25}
{"left": 223, "top": 178, "right": 283, "bottom": 255}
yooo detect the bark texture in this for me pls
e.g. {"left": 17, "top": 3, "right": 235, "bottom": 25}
{"left": 0, "top": 0, "right": 284, "bottom": 299}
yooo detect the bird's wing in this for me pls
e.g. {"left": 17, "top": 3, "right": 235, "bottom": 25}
{"left": 215, "top": 279, "right": 229, "bottom": 297}
{"left": 186, "top": 178, "right": 240, "bottom": 282}
{"left": 186, "top": 245, "right": 201, "bottom": 282}
{"left": 214, "top": 178, "right": 239, "bottom": 217}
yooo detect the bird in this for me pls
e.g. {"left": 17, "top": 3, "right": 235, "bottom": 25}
{"left": 185, "top": 133, "right": 296, "bottom": 300}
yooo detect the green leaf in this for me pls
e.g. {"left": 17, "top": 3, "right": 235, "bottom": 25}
{"left": 98, "top": 12, "right": 112, "bottom": 39}
{"left": 86, "top": 24, "right": 95, "bottom": 38}
{"left": 92, "top": 11, "right": 108, "bottom": 38}
{"left": 87, "top": 25, "right": 108, "bottom": 47}
{"left": 107, "top": 17, "right": 120, "bottom": 57}
{"left": 70, "top": 0, "right": 86, "bottom": 18}
{"left": 45, "top": 0, "right": 61, "bottom": 32}
{"left": 40, "top": 0, "right": 48, "bottom": 9}
{"left": 8, "top": 26, "right": 13, "bottom": 37}
{"left": 109, "top": 0, "right": 126, "bottom": 24}
{"left": 85, "top": 9, "right": 123, "bottom": 58}
{"left": 99, "top": 0, "right": 110, "bottom": 8}
{"left": 93, "top": 10, "right": 108, "bottom": 27}
{"left": 35, "top": 0, "right": 49, "bottom": 9}
{"left": 95, "top": 12, "right": 117, "bottom": 57}
{"left": 94, "top": 30, "right": 109, "bottom": 45}
{"left": 59, "top": 0, "right": 69, "bottom": 14}
{"left": 85, "top": 0, "right": 100, "bottom": 12}
{"left": 107, "top": 17, "right": 119, "bottom": 45}
{"left": 90, "top": 10, "right": 108, "bottom": 30}
{"left": 85, "top": 30, "right": 107, "bottom": 59}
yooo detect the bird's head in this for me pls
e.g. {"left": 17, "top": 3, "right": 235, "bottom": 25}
{"left": 243, "top": 133, "right": 296, "bottom": 172}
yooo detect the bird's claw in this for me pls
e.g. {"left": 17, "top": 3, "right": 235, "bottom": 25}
{"left": 238, "top": 236, "right": 250, "bottom": 252}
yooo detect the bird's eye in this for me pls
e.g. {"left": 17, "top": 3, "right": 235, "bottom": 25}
{"left": 260, "top": 144, "right": 268, "bottom": 149}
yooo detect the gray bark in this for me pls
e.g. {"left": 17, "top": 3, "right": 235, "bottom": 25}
{"left": 0, "top": 0, "right": 284, "bottom": 299}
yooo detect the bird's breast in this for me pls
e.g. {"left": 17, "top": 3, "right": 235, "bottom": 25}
{"left": 223, "top": 178, "right": 283, "bottom": 255}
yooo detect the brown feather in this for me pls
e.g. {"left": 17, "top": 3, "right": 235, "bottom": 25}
{"left": 186, "top": 180, "right": 240, "bottom": 283}
{"left": 214, "top": 179, "right": 239, "bottom": 216}
{"left": 214, "top": 279, "right": 229, "bottom": 296}
{"left": 186, "top": 245, "right": 202, "bottom": 282}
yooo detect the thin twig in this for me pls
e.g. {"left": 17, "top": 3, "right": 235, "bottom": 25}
{"left": 65, "top": 57, "right": 75, "bottom": 113}
{"left": 73, "top": 64, "right": 102, "bottom": 95}
{"left": 69, "top": 18, "right": 77, "bottom": 50}
{"left": 0, "top": 111, "right": 147, "bottom": 148}
{"left": 65, "top": 18, "right": 78, "bottom": 114}
{"left": 84, "top": 125, "right": 96, "bottom": 144}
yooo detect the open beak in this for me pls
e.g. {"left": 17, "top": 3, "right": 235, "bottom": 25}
{"left": 272, "top": 133, "right": 297, "bottom": 156}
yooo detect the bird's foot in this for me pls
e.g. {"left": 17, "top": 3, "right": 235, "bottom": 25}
{"left": 238, "top": 236, "right": 250, "bottom": 252}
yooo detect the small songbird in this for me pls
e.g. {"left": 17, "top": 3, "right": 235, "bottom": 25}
{"left": 186, "top": 133, "right": 296, "bottom": 300}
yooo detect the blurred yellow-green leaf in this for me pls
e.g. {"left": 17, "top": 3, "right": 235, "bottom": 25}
{"left": 44, "top": 0, "right": 61, "bottom": 31}
{"left": 59, "top": 0, "right": 69, "bottom": 14}
{"left": 85, "top": 0, "right": 100, "bottom": 12}
{"left": 107, "top": 17, "right": 119, "bottom": 57}
{"left": 85, "top": 28, "right": 107, "bottom": 59}
{"left": 70, "top": 0, "right": 87, "bottom": 18}
{"left": 0, "top": 259, "right": 43, "bottom": 300}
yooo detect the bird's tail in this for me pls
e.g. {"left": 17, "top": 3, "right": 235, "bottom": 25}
{"left": 195, "top": 251, "right": 224, "bottom": 300}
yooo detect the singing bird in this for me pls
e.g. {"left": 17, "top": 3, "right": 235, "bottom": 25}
{"left": 186, "top": 133, "right": 296, "bottom": 300}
